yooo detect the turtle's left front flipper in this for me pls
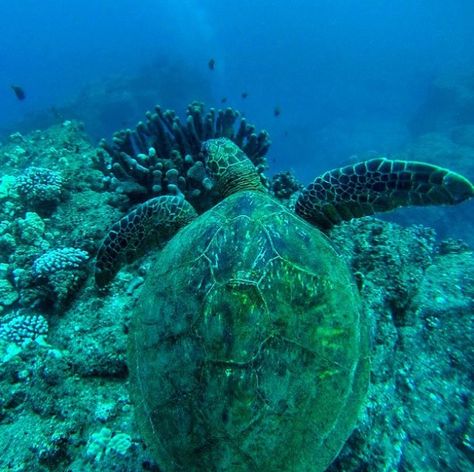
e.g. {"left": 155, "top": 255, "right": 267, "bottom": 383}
{"left": 295, "top": 158, "right": 473, "bottom": 229}
{"left": 95, "top": 196, "right": 197, "bottom": 287}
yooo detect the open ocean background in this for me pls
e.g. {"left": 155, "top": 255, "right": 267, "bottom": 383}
{"left": 3, "top": 0, "right": 474, "bottom": 242}
{"left": 1, "top": 1, "right": 473, "bottom": 169}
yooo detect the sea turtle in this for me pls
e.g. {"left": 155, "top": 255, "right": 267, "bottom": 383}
{"left": 95, "top": 138, "right": 472, "bottom": 471}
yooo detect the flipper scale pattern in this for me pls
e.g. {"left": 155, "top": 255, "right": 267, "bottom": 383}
{"left": 295, "top": 158, "right": 473, "bottom": 229}
{"left": 95, "top": 196, "right": 197, "bottom": 287}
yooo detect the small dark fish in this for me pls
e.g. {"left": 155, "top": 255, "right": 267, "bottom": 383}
{"left": 11, "top": 84, "right": 26, "bottom": 100}
{"left": 208, "top": 58, "right": 215, "bottom": 70}
{"left": 273, "top": 106, "right": 281, "bottom": 117}
{"left": 221, "top": 97, "right": 227, "bottom": 103}
{"left": 241, "top": 92, "right": 248, "bottom": 99}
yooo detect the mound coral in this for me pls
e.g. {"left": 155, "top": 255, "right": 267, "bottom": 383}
{"left": 31, "top": 247, "right": 89, "bottom": 310}
{"left": 15, "top": 167, "right": 64, "bottom": 214}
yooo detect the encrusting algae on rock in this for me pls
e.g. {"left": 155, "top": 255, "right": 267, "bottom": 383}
{"left": 0, "top": 104, "right": 471, "bottom": 471}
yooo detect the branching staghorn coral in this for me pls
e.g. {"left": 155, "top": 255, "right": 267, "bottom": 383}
{"left": 94, "top": 102, "right": 271, "bottom": 212}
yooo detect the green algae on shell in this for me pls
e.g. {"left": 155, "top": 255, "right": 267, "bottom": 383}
{"left": 128, "top": 190, "right": 369, "bottom": 471}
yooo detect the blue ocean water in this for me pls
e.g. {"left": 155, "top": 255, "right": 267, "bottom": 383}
{"left": 0, "top": 3, "right": 473, "bottom": 470}
{"left": 1, "top": 0, "right": 473, "bottom": 173}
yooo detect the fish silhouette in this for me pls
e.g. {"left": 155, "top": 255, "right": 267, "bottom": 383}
{"left": 11, "top": 85, "right": 26, "bottom": 100}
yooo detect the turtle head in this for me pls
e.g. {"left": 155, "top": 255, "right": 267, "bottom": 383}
{"left": 202, "top": 138, "right": 265, "bottom": 197}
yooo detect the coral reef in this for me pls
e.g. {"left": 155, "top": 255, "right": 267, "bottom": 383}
{"left": 15, "top": 167, "right": 64, "bottom": 215}
{"left": 95, "top": 102, "right": 271, "bottom": 211}
{"left": 0, "top": 121, "right": 117, "bottom": 316}
{"left": 331, "top": 219, "right": 436, "bottom": 317}
{"left": 0, "top": 311, "right": 49, "bottom": 364}
{"left": 0, "top": 263, "right": 18, "bottom": 308}
{"left": 32, "top": 248, "right": 89, "bottom": 276}
{"left": 85, "top": 427, "right": 132, "bottom": 462}
{"left": 328, "top": 222, "right": 473, "bottom": 471}
{"left": 0, "top": 311, "right": 48, "bottom": 346}
{"left": 0, "top": 117, "right": 471, "bottom": 471}
{"left": 12, "top": 243, "right": 90, "bottom": 315}
{"left": 30, "top": 248, "right": 89, "bottom": 310}
{"left": 270, "top": 170, "right": 303, "bottom": 200}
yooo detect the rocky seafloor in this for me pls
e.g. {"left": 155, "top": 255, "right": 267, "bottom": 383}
{"left": 0, "top": 120, "right": 472, "bottom": 471}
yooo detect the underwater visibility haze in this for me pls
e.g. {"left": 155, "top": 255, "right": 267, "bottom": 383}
{"left": 0, "top": 1, "right": 473, "bottom": 470}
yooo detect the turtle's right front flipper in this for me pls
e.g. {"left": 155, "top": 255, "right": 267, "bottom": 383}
{"left": 295, "top": 158, "right": 473, "bottom": 229}
{"left": 95, "top": 196, "right": 197, "bottom": 287}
